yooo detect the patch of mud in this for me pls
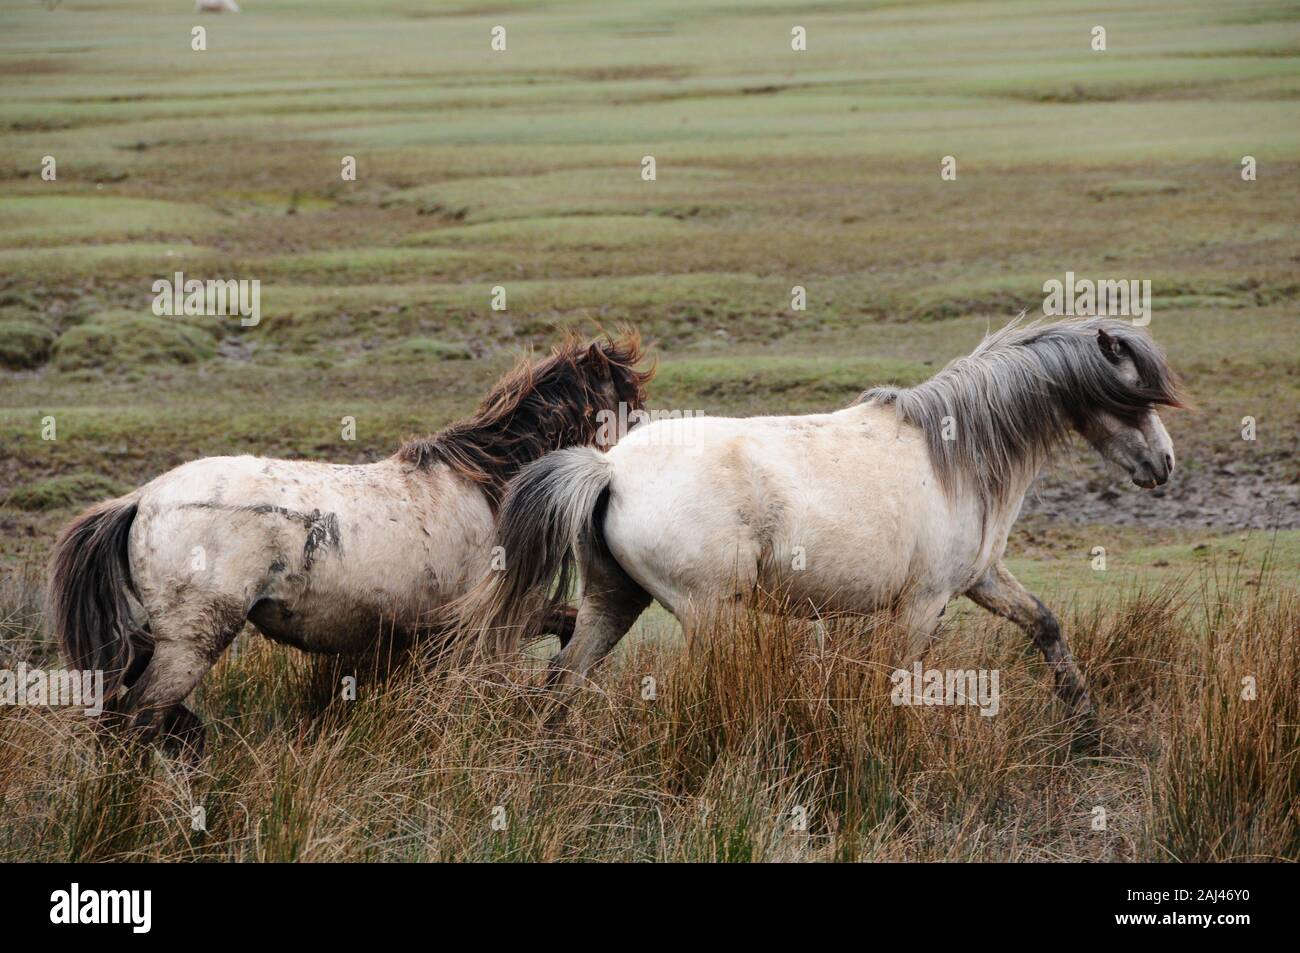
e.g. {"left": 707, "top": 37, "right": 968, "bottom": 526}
{"left": 1021, "top": 448, "right": 1298, "bottom": 530}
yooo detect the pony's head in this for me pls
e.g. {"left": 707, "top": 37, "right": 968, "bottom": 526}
{"left": 861, "top": 316, "right": 1186, "bottom": 507}
{"left": 570, "top": 329, "right": 655, "bottom": 425}
{"left": 399, "top": 329, "right": 654, "bottom": 508}
{"left": 1065, "top": 322, "right": 1184, "bottom": 488}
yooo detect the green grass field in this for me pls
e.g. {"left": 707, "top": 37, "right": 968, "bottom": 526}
{"left": 0, "top": 0, "right": 1297, "bottom": 861}
{"left": 3, "top": 0, "right": 1297, "bottom": 562}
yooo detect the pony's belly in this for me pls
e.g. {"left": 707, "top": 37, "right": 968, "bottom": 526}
{"left": 761, "top": 562, "right": 902, "bottom": 615}
{"left": 246, "top": 526, "right": 482, "bottom": 651}
{"left": 604, "top": 488, "right": 921, "bottom": 620}
{"left": 248, "top": 585, "right": 430, "bottom": 652}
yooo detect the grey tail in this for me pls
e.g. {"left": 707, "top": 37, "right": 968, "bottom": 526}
{"left": 453, "top": 446, "right": 614, "bottom": 661}
{"left": 46, "top": 493, "right": 150, "bottom": 706}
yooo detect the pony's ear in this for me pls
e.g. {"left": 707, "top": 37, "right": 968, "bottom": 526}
{"left": 585, "top": 340, "right": 612, "bottom": 373}
{"left": 1096, "top": 327, "right": 1122, "bottom": 363}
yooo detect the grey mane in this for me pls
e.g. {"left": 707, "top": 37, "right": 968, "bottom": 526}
{"left": 858, "top": 316, "right": 1184, "bottom": 508}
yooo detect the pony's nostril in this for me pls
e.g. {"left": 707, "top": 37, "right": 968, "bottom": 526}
{"left": 1164, "top": 453, "right": 1173, "bottom": 473}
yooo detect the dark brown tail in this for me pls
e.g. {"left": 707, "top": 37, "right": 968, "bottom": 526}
{"left": 46, "top": 493, "right": 150, "bottom": 706}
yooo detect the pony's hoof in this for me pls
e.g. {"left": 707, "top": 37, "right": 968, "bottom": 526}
{"left": 1069, "top": 714, "right": 1103, "bottom": 756}
{"left": 159, "top": 704, "right": 207, "bottom": 765}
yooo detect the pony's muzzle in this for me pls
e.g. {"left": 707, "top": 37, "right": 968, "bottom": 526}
{"left": 1132, "top": 453, "right": 1172, "bottom": 488}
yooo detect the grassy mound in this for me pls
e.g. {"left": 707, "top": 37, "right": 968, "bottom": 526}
{"left": 376, "top": 337, "right": 474, "bottom": 363}
{"left": 52, "top": 310, "right": 217, "bottom": 371}
{"left": 0, "top": 319, "right": 55, "bottom": 370}
{"left": 6, "top": 472, "right": 124, "bottom": 512}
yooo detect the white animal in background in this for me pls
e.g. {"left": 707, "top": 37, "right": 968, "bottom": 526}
{"left": 195, "top": 0, "right": 241, "bottom": 13}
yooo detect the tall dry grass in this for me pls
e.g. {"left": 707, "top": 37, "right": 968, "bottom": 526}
{"left": 0, "top": 566, "right": 1295, "bottom": 861}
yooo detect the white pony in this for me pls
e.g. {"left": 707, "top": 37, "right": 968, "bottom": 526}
{"left": 48, "top": 334, "right": 650, "bottom": 756}
{"left": 195, "top": 0, "right": 240, "bottom": 13}
{"left": 463, "top": 318, "right": 1184, "bottom": 744}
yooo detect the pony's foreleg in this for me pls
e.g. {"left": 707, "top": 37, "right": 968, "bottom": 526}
{"left": 901, "top": 592, "right": 953, "bottom": 659}
{"left": 964, "top": 562, "right": 1099, "bottom": 748}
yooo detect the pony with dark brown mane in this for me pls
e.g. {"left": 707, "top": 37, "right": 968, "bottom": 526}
{"left": 47, "top": 331, "right": 651, "bottom": 757}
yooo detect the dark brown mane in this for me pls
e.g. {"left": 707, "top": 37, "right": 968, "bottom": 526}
{"left": 397, "top": 330, "right": 653, "bottom": 509}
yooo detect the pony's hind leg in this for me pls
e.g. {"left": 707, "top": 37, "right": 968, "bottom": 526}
{"left": 965, "top": 561, "right": 1099, "bottom": 749}
{"left": 546, "top": 550, "right": 651, "bottom": 714}
{"left": 118, "top": 597, "right": 245, "bottom": 762}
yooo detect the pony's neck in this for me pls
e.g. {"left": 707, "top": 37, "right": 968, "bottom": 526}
{"left": 399, "top": 401, "right": 597, "bottom": 509}
{"left": 862, "top": 347, "right": 1078, "bottom": 517}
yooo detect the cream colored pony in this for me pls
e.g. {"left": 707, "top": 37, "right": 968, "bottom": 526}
{"left": 48, "top": 334, "right": 651, "bottom": 756}
{"left": 463, "top": 318, "right": 1184, "bottom": 744}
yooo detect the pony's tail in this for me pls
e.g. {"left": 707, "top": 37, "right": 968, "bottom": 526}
{"left": 453, "top": 446, "right": 614, "bottom": 662}
{"left": 46, "top": 493, "right": 150, "bottom": 707}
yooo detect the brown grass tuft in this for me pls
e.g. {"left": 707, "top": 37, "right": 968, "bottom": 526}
{"left": 0, "top": 573, "right": 1295, "bottom": 861}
